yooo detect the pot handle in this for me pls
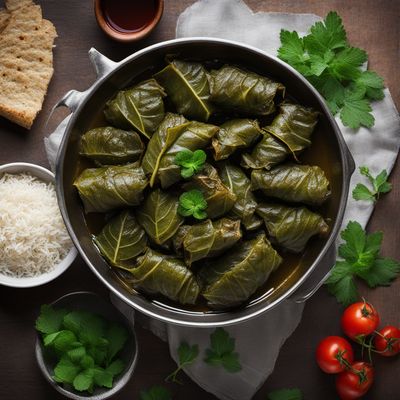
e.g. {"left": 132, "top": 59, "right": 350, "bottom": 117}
{"left": 289, "top": 243, "right": 337, "bottom": 303}
{"left": 51, "top": 48, "right": 119, "bottom": 113}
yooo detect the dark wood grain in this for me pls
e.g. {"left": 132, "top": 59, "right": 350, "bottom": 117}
{"left": 0, "top": 1, "right": 399, "bottom": 399}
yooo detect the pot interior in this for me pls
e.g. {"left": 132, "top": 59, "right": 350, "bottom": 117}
{"left": 58, "top": 40, "right": 345, "bottom": 326}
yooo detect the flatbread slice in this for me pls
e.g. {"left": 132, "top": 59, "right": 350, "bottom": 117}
{"left": 0, "top": 4, "right": 57, "bottom": 128}
{"left": 0, "top": 9, "right": 10, "bottom": 33}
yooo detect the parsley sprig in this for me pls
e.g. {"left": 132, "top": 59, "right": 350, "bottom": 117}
{"left": 204, "top": 328, "right": 242, "bottom": 373}
{"left": 166, "top": 341, "right": 199, "bottom": 384}
{"left": 35, "top": 305, "right": 127, "bottom": 393}
{"left": 278, "top": 11, "right": 385, "bottom": 129}
{"left": 353, "top": 166, "right": 392, "bottom": 202}
{"left": 174, "top": 149, "right": 207, "bottom": 179}
{"left": 326, "top": 221, "right": 400, "bottom": 305}
{"left": 178, "top": 189, "right": 208, "bottom": 220}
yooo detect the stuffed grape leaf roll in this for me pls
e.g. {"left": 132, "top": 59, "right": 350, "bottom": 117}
{"left": 199, "top": 234, "right": 282, "bottom": 308}
{"left": 256, "top": 203, "right": 329, "bottom": 253}
{"left": 104, "top": 79, "right": 166, "bottom": 139}
{"left": 241, "top": 131, "right": 290, "bottom": 170}
{"left": 173, "top": 218, "right": 242, "bottom": 265}
{"left": 141, "top": 113, "right": 218, "bottom": 188}
{"left": 209, "top": 65, "right": 285, "bottom": 116}
{"left": 74, "top": 163, "right": 148, "bottom": 213}
{"left": 251, "top": 164, "right": 330, "bottom": 206}
{"left": 154, "top": 60, "right": 213, "bottom": 122}
{"left": 264, "top": 102, "right": 318, "bottom": 159}
{"left": 183, "top": 164, "right": 236, "bottom": 219}
{"left": 136, "top": 189, "right": 184, "bottom": 245}
{"left": 93, "top": 210, "right": 147, "bottom": 266}
{"left": 212, "top": 119, "right": 261, "bottom": 160}
{"left": 123, "top": 248, "right": 200, "bottom": 305}
{"left": 79, "top": 127, "right": 144, "bottom": 165}
{"left": 218, "top": 162, "right": 262, "bottom": 230}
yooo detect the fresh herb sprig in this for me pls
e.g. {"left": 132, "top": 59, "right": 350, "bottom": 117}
{"left": 267, "top": 388, "right": 303, "bottom": 400}
{"left": 36, "top": 305, "right": 127, "bottom": 393}
{"left": 204, "top": 328, "right": 242, "bottom": 373}
{"left": 178, "top": 189, "right": 208, "bottom": 220}
{"left": 326, "top": 221, "right": 400, "bottom": 305}
{"left": 353, "top": 166, "right": 392, "bottom": 202}
{"left": 166, "top": 342, "right": 199, "bottom": 384}
{"left": 278, "top": 11, "right": 385, "bottom": 129}
{"left": 174, "top": 149, "right": 207, "bottom": 179}
{"left": 139, "top": 385, "right": 172, "bottom": 400}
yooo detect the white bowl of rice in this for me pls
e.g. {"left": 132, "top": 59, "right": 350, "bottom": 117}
{"left": 0, "top": 162, "right": 77, "bottom": 288}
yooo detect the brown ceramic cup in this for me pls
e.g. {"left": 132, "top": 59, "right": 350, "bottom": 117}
{"left": 94, "top": 0, "right": 164, "bottom": 42}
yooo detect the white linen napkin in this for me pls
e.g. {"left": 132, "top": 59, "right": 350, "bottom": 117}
{"left": 45, "top": 1, "right": 400, "bottom": 398}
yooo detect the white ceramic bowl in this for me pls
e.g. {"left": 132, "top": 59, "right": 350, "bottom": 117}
{"left": 0, "top": 162, "right": 77, "bottom": 288}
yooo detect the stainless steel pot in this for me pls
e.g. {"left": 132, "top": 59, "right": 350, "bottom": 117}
{"left": 55, "top": 38, "right": 355, "bottom": 327}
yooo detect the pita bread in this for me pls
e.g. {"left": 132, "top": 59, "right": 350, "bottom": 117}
{"left": 0, "top": 1, "right": 57, "bottom": 129}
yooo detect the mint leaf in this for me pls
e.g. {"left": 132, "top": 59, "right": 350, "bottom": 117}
{"left": 178, "top": 189, "right": 208, "bottom": 220}
{"left": 105, "top": 323, "right": 128, "bottom": 363}
{"left": 73, "top": 369, "right": 94, "bottom": 392}
{"left": 35, "top": 305, "right": 68, "bottom": 335}
{"left": 175, "top": 149, "right": 206, "bottom": 178}
{"left": 54, "top": 356, "right": 81, "bottom": 384}
{"left": 204, "top": 328, "right": 241, "bottom": 373}
{"left": 267, "top": 388, "right": 303, "bottom": 400}
{"left": 106, "top": 359, "right": 125, "bottom": 376}
{"left": 166, "top": 341, "right": 199, "bottom": 384}
{"left": 63, "top": 311, "right": 105, "bottom": 346}
{"left": 140, "top": 386, "right": 172, "bottom": 400}
{"left": 67, "top": 346, "right": 86, "bottom": 363}
{"left": 44, "top": 330, "right": 78, "bottom": 353}
{"left": 93, "top": 367, "right": 113, "bottom": 388}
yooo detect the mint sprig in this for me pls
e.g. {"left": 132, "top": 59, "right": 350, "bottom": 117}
{"left": 178, "top": 189, "right": 207, "bottom": 220}
{"left": 174, "top": 149, "right": 206, "bottom": 179}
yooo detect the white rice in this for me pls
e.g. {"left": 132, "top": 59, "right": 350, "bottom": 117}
{"left": 0, "top": 173, "right": 72, "bottom": 277}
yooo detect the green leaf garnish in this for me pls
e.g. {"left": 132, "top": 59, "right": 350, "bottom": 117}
{"left": 326, "top": 221, "right": 400, "bottom": 305}
{"left": 140, "top": 386, "right": 172, "bottom": 400}
{"left": 178, "top": 189, "right": 207, "bottom": 220}
{"left": 166, "top": 341, "right": 199, "bottom": 384}
{"left": 35, "top": 306, "right": 128, "bottom": 393}
{"left": 267, "top": 388, "right": 303, "bottom": 400}
{"left": 278, "top": 11, "right": 385, "bottom": 129}
{"left": 204, "top": 328, "right": 241, "bottom": 373}
{"left": 174, "top": 149, "right": 207, "bottom": 179}
{"left": 353, "top": 166, "right": 392, "bottom": 202}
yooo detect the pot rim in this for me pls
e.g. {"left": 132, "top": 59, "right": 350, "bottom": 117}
{"left": 56, "top": 37, "right": 352, "bottom": 327}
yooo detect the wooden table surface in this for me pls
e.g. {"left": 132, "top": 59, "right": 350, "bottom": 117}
{"left": 0, "top": 1, "right": 399, "bottom": 399}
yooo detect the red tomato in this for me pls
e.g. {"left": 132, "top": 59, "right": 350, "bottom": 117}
{"left": 374, "top": 325, "right": 400, "bottom": 357}
{"left": 341, "top": 302, "right": 380, "bottom": 341}
{"left": 335, "top": 361, "right": 374, "bottom": 399}
{"left": 316, "top": 336, "right": 354, "bottom": 374}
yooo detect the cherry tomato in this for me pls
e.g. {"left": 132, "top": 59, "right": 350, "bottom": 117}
{"left": 335, "top": 361, "right": 374, "bottom": 399}
{"left": 316, "top": 336, "right": 354, "bottom": 374}
{"left": 374, "top": 325, "right": 400, "bottom": 357}
{"left": 341, "top": 302, "right": 380, "bottom": 341}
